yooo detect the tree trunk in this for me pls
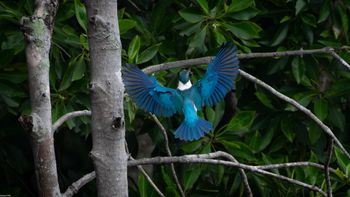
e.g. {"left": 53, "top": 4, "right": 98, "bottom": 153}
{"left": 20, "top": 0, "right": 60, "bottom": 196}
{"left": 86, "top": 0, "right": 128, "bottom": 196}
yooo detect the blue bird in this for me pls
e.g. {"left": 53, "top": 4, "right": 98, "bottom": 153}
{"left": 122, "top": 43, "right": 239, "bottom": 141}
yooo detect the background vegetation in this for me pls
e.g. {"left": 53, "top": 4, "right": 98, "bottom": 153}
{"left": 0, "top": 0, "right": 350, "bottom": 196}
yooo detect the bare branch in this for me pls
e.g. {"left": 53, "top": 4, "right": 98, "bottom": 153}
{"left": 328, "top": 50, "right": 350, "bottom": 70}
{"left": 52, "top": 110, "right": 91, "bottom": 132}
{"left": 150, "top": 114, "right": 185, "bottom": 197}
{"left": 130, "top": 156, "right": 165, "bottom": 197}
{"left": 210, "top": 151, "right": 253, "bottom": 197}
{"left": 143, "top": 47, "right": 350, "bottom": 74}
{"left": 325, "top": 138, "right": 334, "bottom": 197}
{"left": 256, "top": 162, "right": 338, "bottom": 175}
{"left": 62, "top": 172, "right": 96, "bottom": 197}
{"left": 128, "top": 153, "right": 326, "bottom": 196}
{"left": 239, "top": 70, "right": 350, "bottom": 159}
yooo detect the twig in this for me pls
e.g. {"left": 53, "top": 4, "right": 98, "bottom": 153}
{"left": 125, "top": 141, "right": 165, "bottom": 197}
{"left": 52, "top": 110, "right": 91, "bottom": 132}
{"left": 150, "top": 114, "right": 186, "bottom": 197}
{"left": 239, "top": 70, "right": 350, "bottom": 160}
{"left": 128, "top": 152, "right": 326, "bottom": 196}
{"left": 325, "top": 138, "right": 334, "bottom": 197}
{"left": 62, "top": 171, "right": 96, "bottom": 197}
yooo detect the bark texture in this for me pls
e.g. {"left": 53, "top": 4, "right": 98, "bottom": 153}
{"left": 86, "top": 0, "right": 128, "bottom": 196}
{"left": 20, "top": 0, "right": 60, "bottom": 196}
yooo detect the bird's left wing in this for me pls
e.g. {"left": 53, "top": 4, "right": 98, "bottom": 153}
{"left": 123, "top": 64, "right": 183, "bottom": 117}
{"left": 194, "top": 43, "right": 239, "bottom": 107}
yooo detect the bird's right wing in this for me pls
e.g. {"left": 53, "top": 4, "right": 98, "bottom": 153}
{"left": 123, "top": 64, "right": 183, "bottom": 117}
{"left": 194, "top": 42, "right": 239, "bottom": 107}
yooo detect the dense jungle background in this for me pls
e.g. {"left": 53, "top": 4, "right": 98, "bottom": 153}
{"left": 0, "top": 0, "right": 350, "bottom": 196}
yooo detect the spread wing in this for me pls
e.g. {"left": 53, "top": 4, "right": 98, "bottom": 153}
{"left": 194, "top": 42, "right": 239, "bottom": 107}
{"left": 123, "top": 63, "right": 183, "bottom": 117}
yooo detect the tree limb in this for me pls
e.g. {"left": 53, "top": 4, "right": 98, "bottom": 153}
{"left": 52, "top": 110, "right": 91, "bottom": 132}
{"left": 150, "top": 114, "right": 185, "bottom": 197}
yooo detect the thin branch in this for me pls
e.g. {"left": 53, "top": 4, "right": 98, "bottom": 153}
{"left": 150, "top": 114, "right": 186, "bottom": 197}
{"left": 239, "top": 70, "right": 350, "bottom": 159}
{"left": 62, "top": 171, "right": 96, "bottom": 197}
{"left": 125, "top": 141, "right": 165, "bottom": 197}
{"left": 143, "top": 47, "right": 350, "bottom": 74}
{"left": 325, "top": 138, "right": 334, "bottom": 197}
{"left": 328, "top": 50, "right": 350, "bottom": 70}
{"left": 211, "top": 151, "right": 253, "bottom": 197}
{"left": 52, "top": 110, "right": 91, "bottom": 132}
{"left": 128, "top": 153, "right": 326, "bottom": 196}
{"left": 256, "top": 162, "right": 338, "bottom": 175}
{"left": 130, "top": 156, "right": 165, "bottom": 197}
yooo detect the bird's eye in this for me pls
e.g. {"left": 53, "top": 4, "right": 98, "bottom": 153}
{"left": 189, "top": 71, "right": 193, "bottom": 77}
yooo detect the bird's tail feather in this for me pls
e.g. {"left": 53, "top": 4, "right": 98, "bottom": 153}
{"left": 175, "top": 118, "right": 212, "bottom": 141}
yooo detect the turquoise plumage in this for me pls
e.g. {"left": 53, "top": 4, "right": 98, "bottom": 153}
{"left": 123, "top": 42, "right": 239, "bottom": 141}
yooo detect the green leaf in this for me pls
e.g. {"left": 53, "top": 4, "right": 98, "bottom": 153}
{"left": 281, "top": 117, "right": 296, "bottom": 142}
{"left": 119, "top": 19, "right": 137, "bottom": 34}
{"left": 230, "top": 7, "right": 259, "bottom": 20}
{"left": 189, "top": 26, "right": 207, "bottom": 48}
{"left": 335, "top": 146, "right": 350, "bottom": 172}
{"left": 178, "top": 8, "right": 204, "bottom": 23}
{"left": 72, "top": 54, "right": 86, "bottom": 81}
{"left": 226, "top": 111, "right": 255, "bottom": 131}
{"left": 308, "top": 121, "right": 321, "bottom": 144}
{"left": 301, "top": 13, "right": 316, "bottom": 27}
{"left": 205, "top": 106, "right": 215, "bottom": 123}
{"left": 137, "top": 44, "right": 160, "bottom": 64}
{"left": 328, "top": 107, "right": 345, "bottom": 132}
{"left": 255, "top": 91, "right": 275, "bottom": 109}
{"left": 181, "top": 140, "right": 202, "bottom": 153}
{"left": 318, "top": 0, "right": 330, "bottom": 23}
{"left": 225, "top": 22, "right": 261, "bottom": 40}
{"left": 313, "top": 98, "right": 328, "bottom": 121}
{"left": 228, "top": 0, "right": 254, "bottom": 13}
{"left": 258, "top": 127, "right": 275, "bottom": 152}
{"left": 295, "top": 0, "right": 306, "bottom": 15}
{"left": 74, "top": 0, "right": 87, "bottom": 32}
{"left": 138, "top": 174, "right": 147, "bottom": 197}
{"left": 337, "top": 4, "right": 349, "bottom": 36}
{"left": 196, "top": 0, "right": 209, "bottom": 14}
{"left": 127, "top": 99, "right": 135, "bottom": 123}
{"left": 221, "top": 140, "right": 255, "bottom": 161}
{"left": 128, "top": 35, "right": 141, "bottom": 63}
{"left": 183, "top": 166, "right": 201, "bottom": 191}
{"left": 271, "top": 24, "right": 289, "bottom": 46}
{"left": 291, "top": 56, "right": 305, "bottom": 84}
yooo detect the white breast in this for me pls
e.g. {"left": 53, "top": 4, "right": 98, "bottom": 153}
{"left": 177, "top": 81, "right": 192, "bottom": 91}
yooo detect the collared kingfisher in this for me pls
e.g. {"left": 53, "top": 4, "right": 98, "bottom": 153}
{"left": 122, "top": 42, "right": 239, "bottom": 141}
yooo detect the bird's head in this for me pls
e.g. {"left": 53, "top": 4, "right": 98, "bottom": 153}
{"left": 178, "top": 69, "right": 192, "bottom": 84}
